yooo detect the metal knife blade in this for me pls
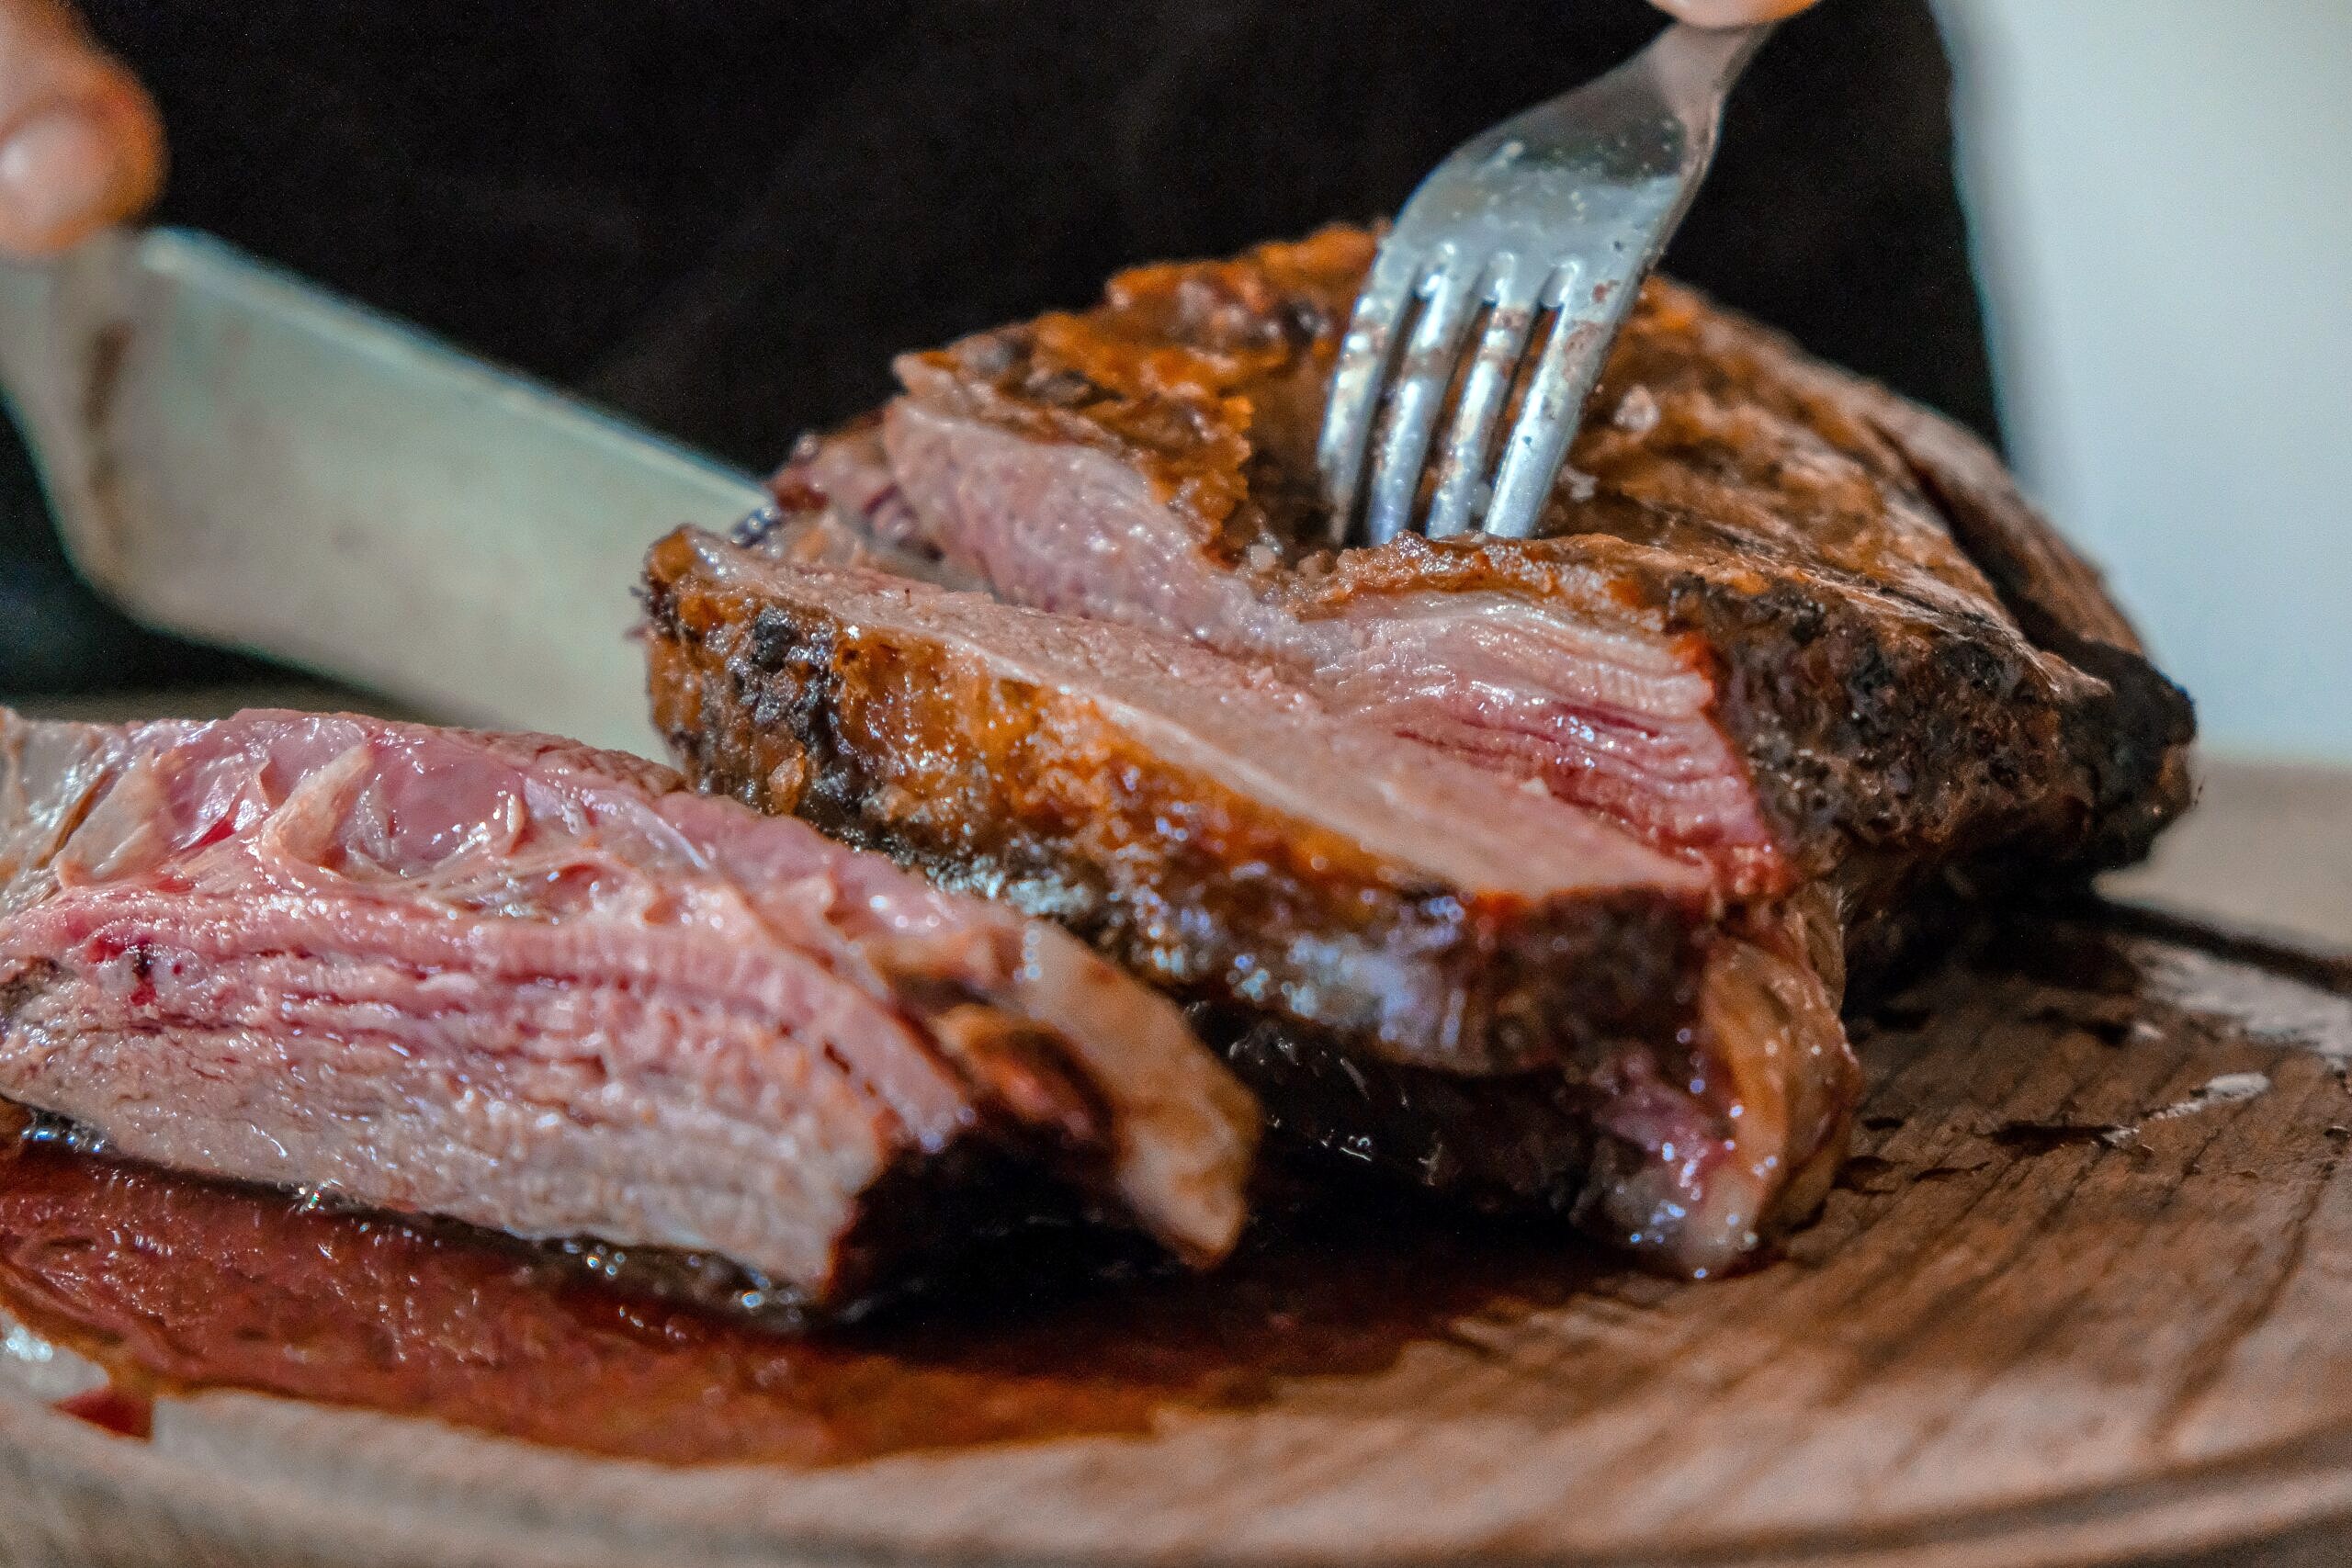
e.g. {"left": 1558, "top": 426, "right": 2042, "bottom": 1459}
{"left": 0, "top": 228, "right": 768, "bottom": 755}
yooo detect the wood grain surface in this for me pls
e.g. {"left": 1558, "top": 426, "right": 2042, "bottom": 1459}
{"left": 0, "top": 717, "right": 2343, "bottom": 1568}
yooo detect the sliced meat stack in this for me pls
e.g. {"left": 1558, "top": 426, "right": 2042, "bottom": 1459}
{"left": 647, "top": 536, "right": 1856, "bottom": 1268}
{"left": 0, "top": 709, "right": 1256, "bottom": 1308}
{"left": 645, "top": 226, "right": 2192, "bottom": 1274}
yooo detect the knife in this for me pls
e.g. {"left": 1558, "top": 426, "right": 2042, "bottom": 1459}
{"left": 0, "top": 228, "right": 769, "bottom": 755}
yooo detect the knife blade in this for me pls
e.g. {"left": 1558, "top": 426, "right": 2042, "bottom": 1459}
{"left": 0, "top": 228, "right": 769, "bottom": 755}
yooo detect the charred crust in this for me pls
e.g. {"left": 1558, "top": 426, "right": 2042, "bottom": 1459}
{"left": 1671, "top": 572, "right": 2030, "bottom": 863}
{"left": 746, "top": 607, "right": 801, "bottom": 672}
{"left": 1860, "top": 417, "right": 2194, "bottom": 873}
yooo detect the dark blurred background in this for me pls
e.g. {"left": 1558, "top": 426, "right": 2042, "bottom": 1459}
{"left": 4, "top": 0, "right": 1990, "bottom": 693}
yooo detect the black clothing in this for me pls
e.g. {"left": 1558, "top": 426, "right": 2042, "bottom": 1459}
{"left": 6, "top": 0, "right": 1993, "bottom": 691}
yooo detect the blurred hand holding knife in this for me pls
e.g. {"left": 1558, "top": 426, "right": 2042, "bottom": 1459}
{"left": 0, "top": 229, "right": 767, "bottom": 753}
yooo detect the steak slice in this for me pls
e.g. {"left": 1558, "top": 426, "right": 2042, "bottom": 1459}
{"left": 0, "top": 708, "right": 1256, "bottom": 1308}
{"left": 645, "top": 534, "right": 1856, "bottom": 1273}
{"left": 647, "top": 530, "right": 1713, "bottom": 1073}
{"left": 871, "top": 226, "right": 2193, "bottom": 919}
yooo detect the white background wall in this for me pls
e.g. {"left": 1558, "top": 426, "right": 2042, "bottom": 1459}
{"left": 1933, "top": 0, "right": 2352, "bottom": 762}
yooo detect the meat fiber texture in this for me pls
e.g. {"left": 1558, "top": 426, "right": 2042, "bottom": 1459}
{"left": 0, "top": 709, "right": 1257, "bottom": 1308}
{"left": 644, "top": 226, "right": 2193, "bottom": 1275}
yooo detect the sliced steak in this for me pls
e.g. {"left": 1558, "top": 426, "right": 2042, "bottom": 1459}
{"left": 660, "top": 225, "right": 2188, "bottom": 1274}
{"left": 647, "top": 531, "right": 1713, "bottom": 1073}
{"left": 870, "top": 226, "right": 2193, "bottom": 916}
{"left": 645, "top": 535, "right": 1856, "bottom": 1273}
{"left": 0, "top": 708, "right": 1256, "bottom": 1308}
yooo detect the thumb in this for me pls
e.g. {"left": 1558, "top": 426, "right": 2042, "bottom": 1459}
{"left": 0, "top": 0, "right": 162, "bottom": 257}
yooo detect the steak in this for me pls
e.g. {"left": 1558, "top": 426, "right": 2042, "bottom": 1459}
{"left": 647, "top": 536, "right": 1854, "bottom": 1273}
{"left": 871, "top": 228, "right": 2192, "bottom": 911}
{"left": 0, "top": 708, "right": 1256, "bottom": 1308}
{"left": 647, "top": 532, "right": 1716, "bottom": 1074}
{"left": 646, "top": 226, "right": 2191, "bottom": 1274}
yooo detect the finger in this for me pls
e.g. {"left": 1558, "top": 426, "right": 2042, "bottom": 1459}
{"left": 0, "top": 0, "right": 162, "bottom": 256}
{"left": 1646, "top": 0, "right": 1822, "bottom": 26}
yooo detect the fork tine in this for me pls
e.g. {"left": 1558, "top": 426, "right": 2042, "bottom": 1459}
{"left": 1321, "top": 22, "right": 1770, "bottom": 547}
{"left": 1362, "top": 257, "right": 1481, "bottom": 547}
{"left": 1481, "top": 276, "right": 1612, "bottom": 541}
{"left": 1318, "top": 246, "right": 1422, "bottom": 547}
{"left": 1422, "top": 258, "right": 1541, "bottom": 540}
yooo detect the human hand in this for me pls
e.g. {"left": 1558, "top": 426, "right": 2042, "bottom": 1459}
{"left": 1646, "top": 0, "right": 1824, "bottom": 26}
{"left": 0, "top": 0, "right": 159, "bottom": 256}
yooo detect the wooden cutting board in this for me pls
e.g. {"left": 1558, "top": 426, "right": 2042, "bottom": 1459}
{"left": 0, "top": 748, "right": 2346, "bottom": 1568}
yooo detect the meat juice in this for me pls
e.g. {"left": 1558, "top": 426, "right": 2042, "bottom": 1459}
{"left": 0, "top": 1123, "right": 1596, "bottom": 1464}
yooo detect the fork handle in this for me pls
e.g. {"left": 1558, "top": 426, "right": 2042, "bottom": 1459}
{"left": 1640, "top": 19, "right": 1777, "bottom": 130}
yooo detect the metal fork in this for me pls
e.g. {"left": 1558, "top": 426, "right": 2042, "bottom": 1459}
{"left": 1318, "top": 21, "right": 1772, "bottom": 548}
